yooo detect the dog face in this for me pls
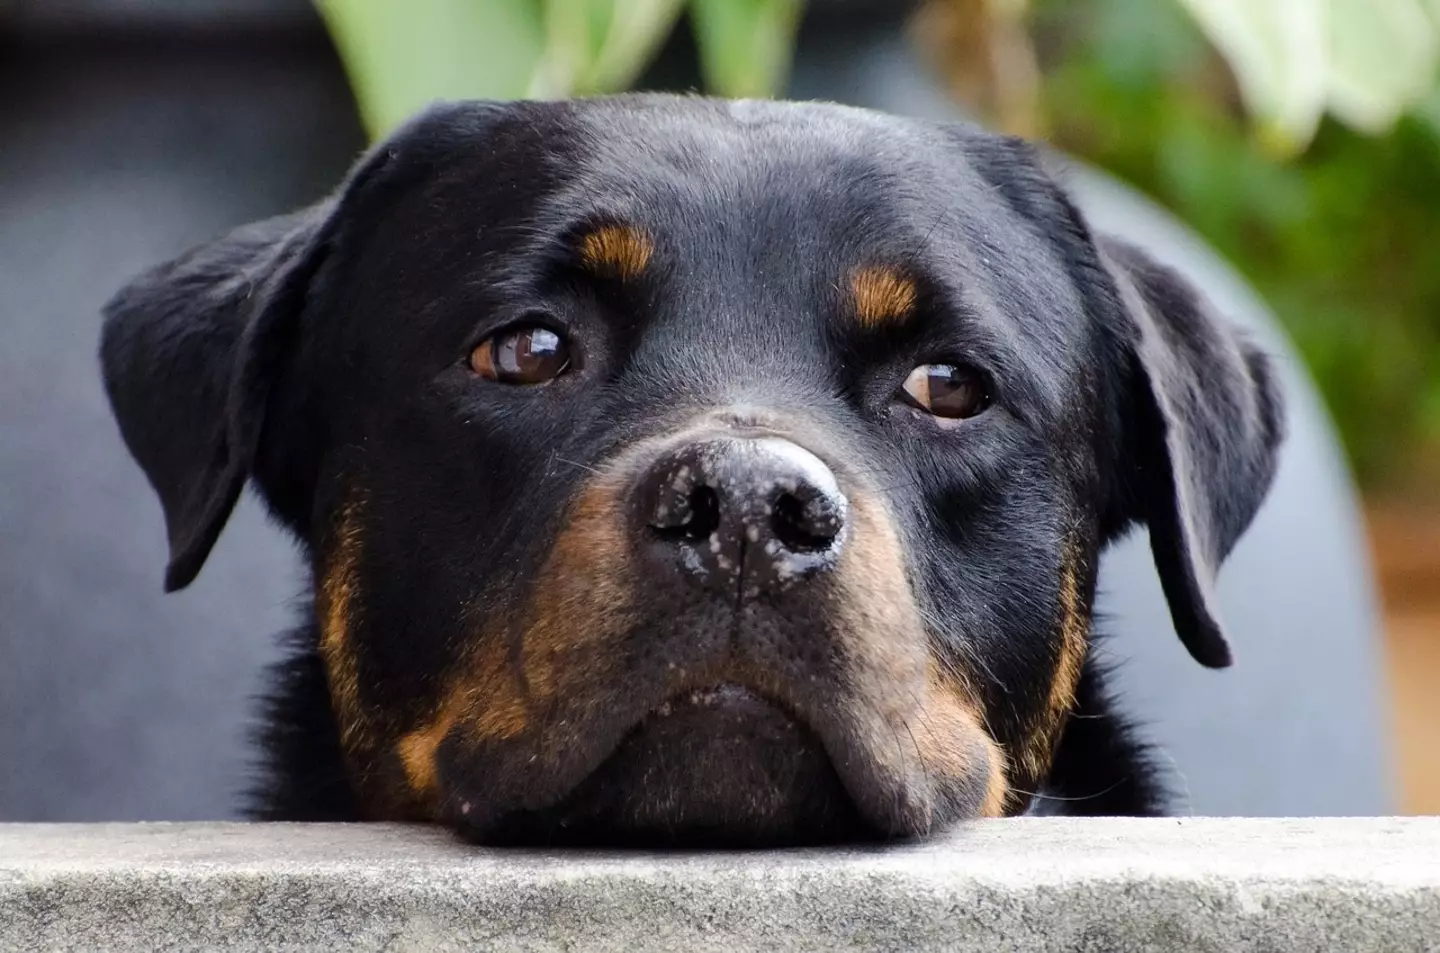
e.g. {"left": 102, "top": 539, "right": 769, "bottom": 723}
{"left": 101, "top": 96, "right": 1283, "bottom": 845}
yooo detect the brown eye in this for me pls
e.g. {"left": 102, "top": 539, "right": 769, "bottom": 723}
{"left": 470, "top": 325, "right": 572, "bottom": 384}
{"left": 900, "top": 363, "right": 990, "bottom": 420}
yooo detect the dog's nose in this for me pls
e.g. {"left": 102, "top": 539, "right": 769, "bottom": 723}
{"left": 637, "top": 437, "right": 848, "bottom": 595}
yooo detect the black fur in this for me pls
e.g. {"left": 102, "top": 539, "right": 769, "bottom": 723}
{"left": 1035, "top": 655, "right": 1169, "bottom": 817}
{"left": 248, "top": 618, "right": 358, "bottom": 822}
{"left": 100, "top": 96, "right": 1283, "bottom": 843}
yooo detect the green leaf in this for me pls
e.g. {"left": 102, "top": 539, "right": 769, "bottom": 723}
{"left": 1177, "top": 0, "right": 1440, "bottom": 150}
{"left": 1413, "top": 84, "right": 1440, "bottom": 146}
{"left": 1326, "top": 0, "right": 1438, "bottom": 134}
{"left": 690, "top": 0, "right": 805, "bottom": 99}
{"left": 315, "top": 0, "right": 547, "bottom": 138}
{"left": 541, "top": 0, "right": 685, "bottom": 96}
{"left": 1175, "top": 0, "right": 1327, "bottom": 156}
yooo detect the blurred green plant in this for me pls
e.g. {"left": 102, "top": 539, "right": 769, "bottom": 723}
{"left": 315, "top": 0, "right": 802, "bottom": 138}
{"left": 1026, "top": 0, "right": 1440, "bottom": 488}
{"left": 1174, "top": 0, "right": 1440, "bottom": 155}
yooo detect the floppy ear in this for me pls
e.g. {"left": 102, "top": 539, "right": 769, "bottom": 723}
{"left": 1098, "top": 236, "right": 1286, "bottom": 668}
{"left": 953, "top": 128, "right": 1284, "bottom": 667}
{"left": 100, "top": 202, "right": 338, "bottom": 592}
{"left": 101, "top": 100, "right": 524, "bottom": 593}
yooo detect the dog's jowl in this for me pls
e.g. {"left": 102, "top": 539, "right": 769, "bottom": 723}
{"left": 100, "top": 96, "right": 1284, "bottom": 846}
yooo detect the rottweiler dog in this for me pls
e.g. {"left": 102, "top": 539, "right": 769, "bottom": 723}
{"left": 100, "top": 95, "right": 1283, "bottom": 846}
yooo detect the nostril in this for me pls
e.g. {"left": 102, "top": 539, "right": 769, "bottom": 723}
{"left": 651, "top": 484, "right": 722, "bottom": 542}
{"left": 684, "top": 485, "right": 722, "bottom": 540}
{"left": 771, "top": 491, "right": 841, "bottom": 553}
{"left": 637, "top": 436, "right": 847, "bottom": 592}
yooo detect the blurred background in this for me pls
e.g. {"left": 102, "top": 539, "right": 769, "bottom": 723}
{"left": 0, "top": 0, "right": 1435, "bottom": 820}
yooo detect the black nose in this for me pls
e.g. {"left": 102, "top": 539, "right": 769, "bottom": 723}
{"left": 636, "top": 437, "right": 848, "bottom": 596}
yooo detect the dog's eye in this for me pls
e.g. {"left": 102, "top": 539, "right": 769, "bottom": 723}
{"left": 470, "top": 326, "right": 572, "bottom": 385}
{"left": 900, "top": 364, "right": 990, "bottom": 419}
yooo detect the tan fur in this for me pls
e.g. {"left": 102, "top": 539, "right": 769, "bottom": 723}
{"left": 979, "top": 747, "right": 1010, "bottom": 818}
{"left": 851, "top": 265, "right": 918, "bottom": 328}
{"left": 832, "top": 489, "right": 1007, "bottom": 826}
{"left": 1012, "top": 546, "right": 1091, "bottom": 800}
{"left": 1049, "top": 552, "right": 1090, "bottom": 725}
{"left": 396, "top": 710, "right": 454, "bottom": 801}
{"left": 318, "top": 498, "right": 370, "bottom": 763}
{"left": 579, "top": 225, "right": 653, "bottom": 280}
{"left": 394, "top": 635, "right": 532, "bottom": 806}
{"left": 504, "top": 477, "right": 635, "bottom": 702}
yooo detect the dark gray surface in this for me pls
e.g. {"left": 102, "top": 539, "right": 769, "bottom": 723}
{"left": 0, "top": 9, "right": 1395, "bottom": 821}
{"left": 0, "top": 39, "right": 363, "bottom": 819}
{"left": 6, "top": 0, "right": 312, "bottom": 30}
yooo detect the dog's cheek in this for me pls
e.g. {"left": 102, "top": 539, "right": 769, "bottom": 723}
{"left": 315, "top": 493, "right": 462, "bottom": 817}
{"left": 830, "top": 490, "right": 1009, "bottom": 826}
{"left": 392, "top": 632, "right": 532, "bottom": 812}
{"left": 999, "top": 542, "right": 1092, "bottom": 811}
{"left": 316, "top": 496, "right": 397, "bottom": 806}
{"left": 511, "top": 476, "right": 638, "bottom": 706}
{"left": 921, "top": 662, "right": 1009, "bottom": 819}
{"left": 391, "top": 476, "right": 638, "bottom": 819}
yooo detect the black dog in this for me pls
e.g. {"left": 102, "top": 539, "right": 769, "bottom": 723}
{"left": 100, "top": 95, "right": 1283, "bottom": 846}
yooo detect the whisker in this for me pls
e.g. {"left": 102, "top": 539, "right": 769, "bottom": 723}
{"left": 900, "top": 715, "right": 936, "bottom": 837}
{"left": 1009, "top": 778, "right": 1129, "bottom": 803}
{"left": 1151, "top": 745, "right": 1194, "bottom": 816}
{"left": 921, "top": 608, "right": 1007, "bottom": 694}
{"left": 554, "top": 456, "right": 602, "bottom": 476}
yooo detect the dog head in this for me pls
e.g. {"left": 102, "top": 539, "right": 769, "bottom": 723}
{"left": 101, "top": 96, "right": 1283, "bottom": 844}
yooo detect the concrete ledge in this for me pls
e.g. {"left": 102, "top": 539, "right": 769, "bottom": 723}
{"left": 2, "top": 818, "right": 1438, "bottom": 952}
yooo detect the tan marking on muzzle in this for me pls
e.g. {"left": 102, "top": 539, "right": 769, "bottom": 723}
{"left": 394, "top": 634, "right": 531, "bottom": 805}
{"left": 923, "top": 660, "right": 1010, "bottom": 819}
{"left": 394, "top": 476, "right": 637, "bottom": 810}
{"left": 579, "top": 225, "right": 653, "bottom": 280}
{"left": 851, "top": 265, "right": 917, "bottom": 329}
{"left": 831, "top": 489, "right": 1007, "bottom": 825}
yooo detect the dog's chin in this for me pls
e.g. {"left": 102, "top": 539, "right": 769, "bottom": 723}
{"left": 466, "top": 684, "right": 876, "bottom": 848}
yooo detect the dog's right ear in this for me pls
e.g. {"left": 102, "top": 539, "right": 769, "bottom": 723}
{"left": 98, "top": 95, "right": 438, "bottom": 593}
{"left": 101, "top": 200, "right": 341, "bottom": 593}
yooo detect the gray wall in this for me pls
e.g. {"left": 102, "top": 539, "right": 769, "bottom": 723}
{"left": 0, "top": 34, "right": 361, "bottom": 819}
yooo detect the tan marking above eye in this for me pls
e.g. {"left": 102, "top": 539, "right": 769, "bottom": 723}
{"left": 901, "top": 364, "right": 990, "bottom": 420}
{"left": 851, "top": 265, "right": 917, "bottom": 328}
{"left": 578, "top": 225, "right": 653, "bottom": 279}
{"left": 471, "top": 326, "right": 572, "bottom": 385}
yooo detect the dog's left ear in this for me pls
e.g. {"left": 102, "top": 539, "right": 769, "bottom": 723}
{"left": 953, "top": 129, "right": 1285, "bottom": 667}
{"left": 1096, "top": 236, "right": 1286, "bottom": 668}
